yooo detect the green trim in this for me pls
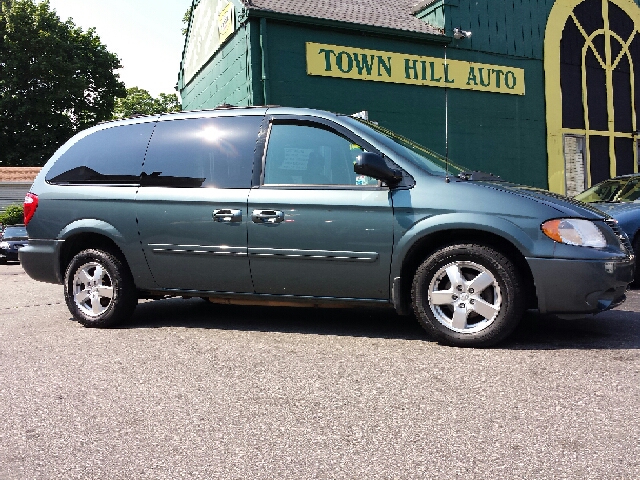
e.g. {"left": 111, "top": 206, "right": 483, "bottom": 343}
{"left": 244, "top": 22, "right": 254, "bottom": 106}
{"left": 245, "top": 9, "right": 451, "bottom": 45}
{"left": 260, "top": 17, "right": 270, "bottom": 105}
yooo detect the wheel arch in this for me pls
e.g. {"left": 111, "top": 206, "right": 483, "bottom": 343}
{"left": 393, "top": 227, "right": 538, "bottom": 315}
{"left": 57, "top": 220, "right": 131, "bottom": 281}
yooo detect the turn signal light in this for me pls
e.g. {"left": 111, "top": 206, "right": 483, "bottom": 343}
{"left": 541, "top": 219, "right": 562, "bottom": 243}
{"left": 24, "top": 193, "right": 38, "bottom": 225}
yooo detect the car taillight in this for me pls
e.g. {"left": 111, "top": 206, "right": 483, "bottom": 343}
{"left": 24, "top": 193, "right": 38, "bottom": 225}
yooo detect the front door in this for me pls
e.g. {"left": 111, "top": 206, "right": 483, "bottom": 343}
{"left": 136, "top": 114, "right": 263, "bottom": 292}
{"left": 247, "top": 119, "right": 394, "bottom": 300}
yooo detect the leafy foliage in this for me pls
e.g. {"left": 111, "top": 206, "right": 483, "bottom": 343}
{"left": 182, "top": 6, "right": 192, "bottom": 36}
{"left": 0, "top": 203, "right": 23, "bottom": 225}
{"left": 0, "top": 0, "right": 126, "bottom": 166}
{"left": 112, "top": 87, "right": 181, "bottom": 119}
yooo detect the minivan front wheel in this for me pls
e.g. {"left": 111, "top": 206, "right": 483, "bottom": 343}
{"left": 411, "top": 244, "right": 525, "bottom": 347}
{"left": 64, "top": 249, "right": 137, "bottom": 328}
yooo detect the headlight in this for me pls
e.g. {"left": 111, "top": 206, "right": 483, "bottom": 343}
{"left": 0, "top": 242, "right": 9, "bottom": 249}
{"left": 541, "top": 218, "right": 607, "bottom": 248}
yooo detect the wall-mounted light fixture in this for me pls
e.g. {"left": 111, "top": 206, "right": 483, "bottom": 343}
{"left": 453, "top": 28, "right": 472, "bottom": 40}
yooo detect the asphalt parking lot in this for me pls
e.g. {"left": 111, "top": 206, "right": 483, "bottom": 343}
{"left": 0, "top": 262, "right": 639, "bottom": 479}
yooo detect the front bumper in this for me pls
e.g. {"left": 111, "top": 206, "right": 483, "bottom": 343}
{"left": 527, "top": 256, "right": 634, "bottom": 314}
{"left": 19, "top": 239, "right": 64, "bottom": 284}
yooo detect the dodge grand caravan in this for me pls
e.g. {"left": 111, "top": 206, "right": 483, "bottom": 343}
{"left": 20, "top": 107, "right": 635, "bottom": 346}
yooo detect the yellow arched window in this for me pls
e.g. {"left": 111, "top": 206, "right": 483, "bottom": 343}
{"left": 546, "top": 0, "right": 640, "bottom": 195}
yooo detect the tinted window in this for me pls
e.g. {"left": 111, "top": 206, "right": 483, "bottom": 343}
{"left": 263, "top": 124, "right": 377, "bottom": 186}
{"left": 141, "top": 116, "right": 262, "bottom": 188}
{"left": 46, "top": 122, "right": 155, "bottom": 184}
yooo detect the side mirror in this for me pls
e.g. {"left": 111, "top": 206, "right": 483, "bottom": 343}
{"left": 354, "top": 152, "right": 403, "bottom": 186}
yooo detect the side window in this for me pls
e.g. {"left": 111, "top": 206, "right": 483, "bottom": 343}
{"left": 46, "top": 122, "right": 155, "bottom": 185}
{"left": 263, "top": 123, "right": 378, "bottom": 186}
{"left": 141, "top": 115, "right": 262, "bottom": 188}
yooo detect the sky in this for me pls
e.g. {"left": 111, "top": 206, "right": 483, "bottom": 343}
{"left": 47, "top": 0, "right": 193, "bottom": 98}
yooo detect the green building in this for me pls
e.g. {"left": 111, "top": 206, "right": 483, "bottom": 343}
{"left": 179, "top": 0, "right": 640, "bottom": 194}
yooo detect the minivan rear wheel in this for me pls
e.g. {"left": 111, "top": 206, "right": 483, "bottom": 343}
{"left": 64, "top": 249, "right": 137, "bottom": 328}
{"left": 411, "top": 244, "right": 525, "bottom": 347}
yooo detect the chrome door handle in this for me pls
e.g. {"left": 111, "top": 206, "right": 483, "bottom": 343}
{"left": 212, "top": 209, "right": 242, "bottom": 223}
{"left": 252, "top": 210, "right": 285, "bottom": 224}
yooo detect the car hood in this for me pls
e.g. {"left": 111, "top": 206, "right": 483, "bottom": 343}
{"left": 589, "top": 201, "right": 640, "bottom": 217}
{"left": 472, "top": 181, "right": 608, "bottom": 219}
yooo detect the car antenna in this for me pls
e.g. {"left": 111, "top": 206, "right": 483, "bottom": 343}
{"left": 444, "top": 45, "right": 450, "bottom": 183}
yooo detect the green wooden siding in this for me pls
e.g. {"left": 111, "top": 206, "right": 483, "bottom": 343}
{"left": 446, "top": 50, "right": 546, "bottom": 186}
{"left": 443, "top": 0, "right": 555, "bottom": 59}
{"left": 181, "top": 22, "right": 253, "bottom": 110}
{"left": 446, "top": 0, "right": 640, "bottom": 59}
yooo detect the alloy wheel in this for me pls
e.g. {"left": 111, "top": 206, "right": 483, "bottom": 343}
{"left": 72, "top": 262, "right": 114, "bottom": 317}
{"left": 427, "top": 260, "right": 502, "bottom": 334}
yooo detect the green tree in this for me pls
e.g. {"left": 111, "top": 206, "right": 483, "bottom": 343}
{"left": 0, "top": 0, "right": 126, "bottom": 166}
{"left": 112, "top": 87, "right": 181, "bottom": 119}
{"left": 156, "top": 92, "right": 181, "bottom": 113}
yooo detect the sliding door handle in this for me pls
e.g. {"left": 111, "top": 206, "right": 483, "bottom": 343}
{"left": 212, "top": 209, "right": 242, "bottom": 223}
{"left": 252, "top": 210, "right": 285, "bottom": 224}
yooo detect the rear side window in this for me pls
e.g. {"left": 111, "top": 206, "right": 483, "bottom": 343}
{"left": 46, "top": 122, "right": 155, "bottom": 185}
{"left": 141, "top": 116, "right": 262, "bottom": 188}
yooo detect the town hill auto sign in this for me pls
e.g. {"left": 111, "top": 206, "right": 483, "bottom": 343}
{"left": 306, "top": 42, "right": 525, "bottom": 95}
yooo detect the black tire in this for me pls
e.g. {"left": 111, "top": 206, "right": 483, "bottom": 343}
{"left": 64, "top": 248, "right": 137, "bottom": 328}
{"left": 411, "top": 244, "right": 525, "bottom": 347}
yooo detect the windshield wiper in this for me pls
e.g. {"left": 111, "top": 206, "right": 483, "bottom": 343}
{"left": 457, "top": 171, "right": 504, "bottom": 181}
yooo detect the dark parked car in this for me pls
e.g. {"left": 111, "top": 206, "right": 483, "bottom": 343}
{"left": 0, "top": 224, "right": 28, "bottom": 263}
{"left": 18, "top": 107, "right": 635, "bottom": 347}
{"left": 575, "top": 174, "right": 640, "bottom": 284}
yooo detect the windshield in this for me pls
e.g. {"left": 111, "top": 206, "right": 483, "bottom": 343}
{"left": 2, "top": 226, "right": 27, "bottom": 239}
{"left": 341, "top": 116, "right": 467, "bottom": 176}
{"left": 574, "top": 176, "right": 640, "bottom": 203}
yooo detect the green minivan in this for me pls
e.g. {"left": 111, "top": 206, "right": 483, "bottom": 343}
{"left": 20, "top": 107, "right": 635, "bottom": 346}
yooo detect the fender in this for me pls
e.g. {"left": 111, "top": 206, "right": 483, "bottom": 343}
{"left": 390, "top": 212, "right": 541, "bottom": 281}
{"left": 55, "top": 218, "right": 159, "bottom": 290}
{"left": 58, "top": 218, "right": 126, "bottom": 244}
